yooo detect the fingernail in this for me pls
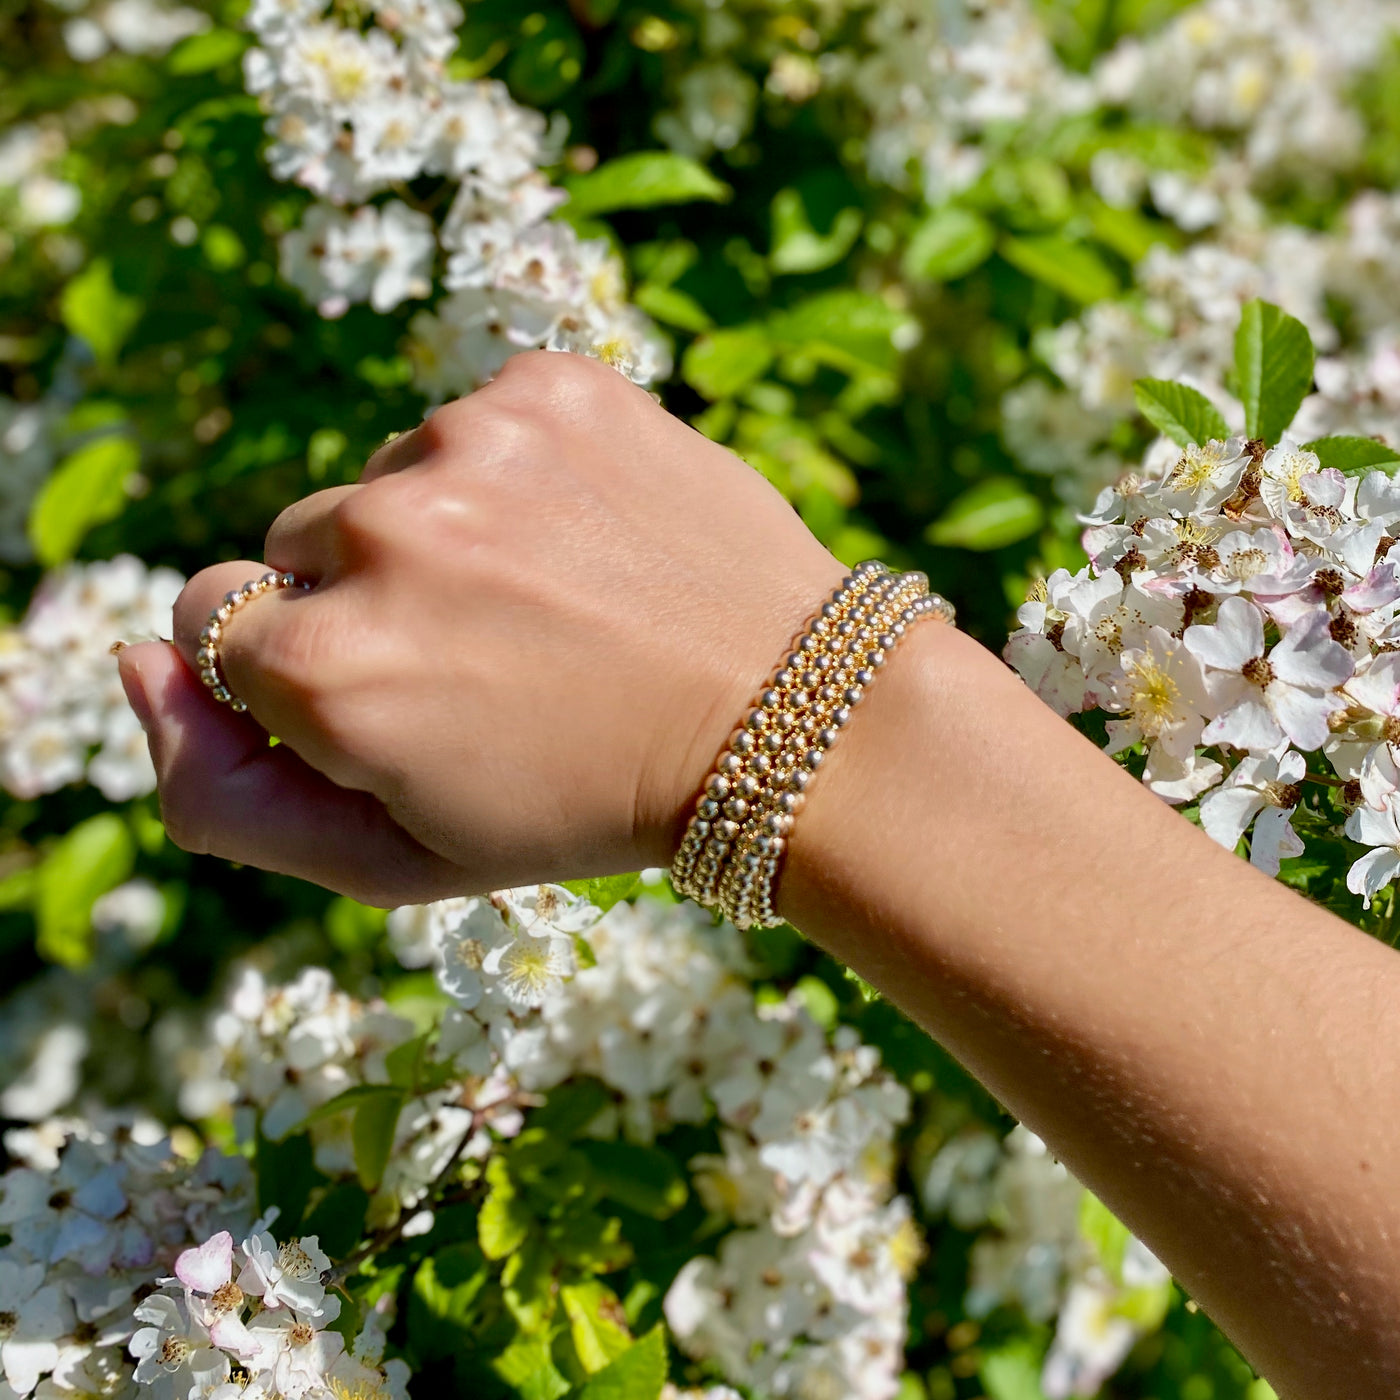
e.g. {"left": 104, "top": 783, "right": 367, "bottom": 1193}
{"left": 120, "top": 659, "right": 155, "bottom": 733}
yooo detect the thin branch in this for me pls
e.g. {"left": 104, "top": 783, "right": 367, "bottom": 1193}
{"left": 326, "top": 1106, "right": 489, "bottom": 1286}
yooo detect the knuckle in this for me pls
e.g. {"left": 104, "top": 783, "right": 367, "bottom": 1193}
{"left": 493, "top": 349, "right": 610, "bottom": 418}
{"left": 331, "top": 479, "right": 402, "bottom": 551}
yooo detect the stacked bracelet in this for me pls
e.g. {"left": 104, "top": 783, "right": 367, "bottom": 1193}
{"left": 670, "top": 561, "right": 954, "bottom": 929}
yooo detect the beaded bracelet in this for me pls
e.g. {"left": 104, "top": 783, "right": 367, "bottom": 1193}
{"left": 670, "top": 562, "right": 954, "bottom": 929}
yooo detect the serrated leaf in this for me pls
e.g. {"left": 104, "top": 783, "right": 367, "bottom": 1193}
{"left": 979, "top": 1339, "right": 1048, "bottom": 1400}
{"left": 563, "top": 153, "right": 730, "bottom": 218}
{"left": 563, "top": 1282, "right": 633, "bottom": 1373}
{"left": 29, "top": 435, "right": 139, "bottom": 567}
{"left": 681, "top": 327, "right": 773, "bottom": 400}
{"left": 492, "top": 1334, "right": 571, "bottom": 1400}
{"left": 1302, "top": 435, "right": 1400, "bottom": 472}
{"left": 352, "top": 1088, "right": 405, "bottom": 1191}
{"left": 1133, "top": 379, "right": 1230, "bottom": 448}
{"left": 479, "top": 1155, "right": 532, "bottom": 1260}
{"left": 35, "top": 814, "right": 135, "bottom": 966}
{"left": 1234, "top": 299, "right": 1315, "bottom": 444}
{"left": 902, "top": 206, "right": 995, "bottom": 282}
{"left": 1079, "top": 1190, "right": 1131, "bottom": 1282}
{"left": 560, "top": 873, "right": 641, "bottom": 914}
{"left": 999, "top": 235, "right": 1118, "bottom": 303}
{"left": 926, "top": 478, "right": 1044, "bottom": 551}
{"left": 575, "top": 1325, "right": 667, "bottom": 1400}
{"left": 576, "top": 1140, "right": 686, "bottom": 1219}
{"left": 59, "top": 260, "right": 141, "bottom": 367}
{"left": 166, "top": 28, "right": 247, "bottom": 74}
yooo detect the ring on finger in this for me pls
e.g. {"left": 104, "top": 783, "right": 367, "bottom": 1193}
{"left": 196, "top": 570, "right": 311, "bottom": 712}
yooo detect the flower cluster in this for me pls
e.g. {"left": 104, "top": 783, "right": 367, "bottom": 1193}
{"left": 841, "top": 0, "right": 1091, "bottom": 203}
{"left": 1006, "top": 432, "right": 1400, "bottom": 903}
{"left": 0, "top": 1124, "right": 254, "bottom": 1399}
{"left": 0, "top": 555, "right": 182, "bottom": 801}
{"left": 243, "top": 0, "right": 667, "bottom": 395}
{"left": 1094, "top": 0, "right": 1399, "bottom": 190}
{"left": 399, "top": 891, "right": 916, "bottom": 1399}
{"left": 130, "top": 1228, "right": 407, "bottom": 1400}
{"left": 925, "top": 1126, "right": 1169, "bottom": 1397}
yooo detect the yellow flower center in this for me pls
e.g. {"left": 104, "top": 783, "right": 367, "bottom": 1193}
{"left": 1124, "top": 651, "right": 1180, "bottom": 737}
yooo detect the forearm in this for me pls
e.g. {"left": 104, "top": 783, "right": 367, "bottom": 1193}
{"left": 781, "top": 621, "right": 1400, "bottom": 1397}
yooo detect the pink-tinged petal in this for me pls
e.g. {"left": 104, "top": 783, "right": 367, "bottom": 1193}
{"left": 1203, "top": 696, "right": 1284, "bottom": 752}
{"left": 176, "top": 1232, "right": 233, "bottom": 1295}
{"left": 1347, "top": 847, "right": 1400, "bottom": 908}
{"left": 1259, "top": 588, "right": 1324, "bottom": 628}
{"left": 1346, "top": 653, "right": 1400, "bottom": 716}
{"left": 1271, "top": 612, "right": 1353, "bottom": 689}
{"left": 1277, "top": 749, "right": 1306, "bottom": 783}
{"left": 1267, "top": 682, "right": 1341, "bottom": 752}
{"left": 1343, "top": 563, "right": 1400, "bottom": 613}
{"left": 1249, "top": 807, "right": 1303, "bottom": 877}
{"left": 1184, "top": 595, "right": 1263, "bottom": 672}
{"left": 1199, "top": 783, "right": 1267, "bottom": 851}
{"left": 1360, "top": 744, "right": 1400, "bottom": 809}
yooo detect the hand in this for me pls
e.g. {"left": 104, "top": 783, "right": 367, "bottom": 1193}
{"left": 120, "top": 352, "right": 845, "bottom": 905}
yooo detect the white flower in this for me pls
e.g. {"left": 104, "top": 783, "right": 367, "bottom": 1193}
{"left": 1103, "top": 625, "right": 1213, "bottom": 762}
{"left": 129, "top": 1292, "right": 227, "bottom": 1398}
{"left": 236, "top": 1234, "right": 330, "bottom": 1314}
{"left": 0, "top": 1262, "right": 72, "bottom": 1396}
{"left": 483, "top": 929, "right": 575, "bottom": 1009}
{"left": 1185, "top": 596, "right": 1352, "bottom": 751}
{"left": 1346, "top": 795, "right": 1400, "bottom": 907}
{"left": 1041, "top": 1278, "right": 1139, "bottom": 1399}
{"left": 1199, "top": 749, "right": 1306, "bottom": 874}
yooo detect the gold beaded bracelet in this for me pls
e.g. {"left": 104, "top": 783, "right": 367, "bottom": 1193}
{"left": 671, "top": 562, "right": 954, "bottom": 929}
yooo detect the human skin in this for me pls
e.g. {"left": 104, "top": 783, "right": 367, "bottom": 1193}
{"left": 119, "top": 351, "right": 1400, "bottom": 1397}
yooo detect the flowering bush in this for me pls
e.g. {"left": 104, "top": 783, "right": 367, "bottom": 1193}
{"left": 4, "top": 0, "right": 1400, "bottom": 1396}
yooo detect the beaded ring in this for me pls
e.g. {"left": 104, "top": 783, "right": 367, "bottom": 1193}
{"left": 670, "top": 562, "right": 954, "bottom": 929}
{"left": 197, "top": 570, "right": 311, "bottom": 712}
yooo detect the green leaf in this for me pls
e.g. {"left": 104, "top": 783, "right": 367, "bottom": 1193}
{"left": 562, "top": 1282, "right": 633, "bottom": 1373}
{"left": 166, "top": 28, "right": 248, "bottom": 73}
{"left": 560, "top": 873, "right": 641, "bottom": 914}
{"left": 682, "top": 327, "right": 773, "bottom": 400}
{"left": 1234, "top": 299, "right": 1315, "bottom": 444}
{"left": 563, "top": 153, "right": 730, "bottom": 218}
{"left": 324, "top": 895, "right": 387, "bottom": 953}
{"left": 767, "top": 288, "right": 916, "bottom": 375}
{"left": 35, "top": 814, "right": 135, "bottom": 966}
{"left": 294, "top": 1083, "right": 407, "bottom": 1129}
{"left": 29, "top": 435, "right": 139, "bottom": 567}
{"left": 999, "top": 235, "right": 1119, "bottom": 303}
{"left": 926, "top": 478, "right": 1044, "bottom": 551}
{"left": 502, "top": 1235, "right": 557, "bottom": 1332}
{"left": 576, "top": 1141, "right": 686, "bottom": 1219}
{"left": 1079, "top": 1190, "right": 1131, "bottom": 1282}
{"left": 632, "top": 283, "right": 712, "bottom": 333}
{"left": 409, "top": 1249, "right": 491, "bottom": 1361}
{"left": 979, "top": 1339, "right": 1048, "bottom": 1400}
{"left": 1133, "top": 379, "right": 1230, "bottom": 448}
{"left": 1303, "top": 435, "right": 1400, "bottom": 472}
{"left": 301, "top": 1182, "right": 370, "bottom": 1258}
{"left": 255, "top": 1127, "right": 319, "bottom": 1228}
{"left": 902, "top": 207, "right": 996, "bottom": 282}
{"left": 352, "top": 1088, "right": 406, "bottom": 1191}
{"left": 479, "top": 1155, "right": 532, "bottom": 1260}
{"left": 59, "top": 260, "right": 141, "bottom": 367}
{"left": 492, "top": 1334, "right": 571, "bottom": 1400}
{"left": 529, "top": 1079, "right": 612, "bottom": 1140}
{"left": 770, "top": 188, "right": 862, "bottom": 275}
{"left": 575, "top": 1326, "right": 667, "bottom": 1400}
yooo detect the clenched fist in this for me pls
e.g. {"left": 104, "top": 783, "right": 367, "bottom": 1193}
{"left": 120, "top": 351, "right": 845, "bottom": 905}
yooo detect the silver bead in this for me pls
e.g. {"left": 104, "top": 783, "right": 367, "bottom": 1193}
{"left": 802, "top": 749, "right": 824, "bottom": 770}
{"left": 788, "top": 770, "right": 811, "bottom": 792}
{"left": 197, "top": 647, "right": 215, "bottom": 667}
{"left": 760, "top": 687, "right": 782, "bottom": 710}
{"left": 867, "top": 649, "right": 886, "bottom": 669}
{"left": 817, "top": 727, "right": 839, "bottom": 748}
{"left": 751, "top": 753, "right": 773, "bottom": 775}
{"left": 762, "top": 732, "right": 784, "bottom": 754}
{"left": 789, "top": 689, "right": 810, "bottom": 710}
{"left": 715, "top": 818, "right": 741, "bottom": 842}
{"left": 215, "top": 605, "right": 232, "bottom": 623}
{"left": 763, "top": 812, "right": 791, "bottom": 836}
{"left": 200, "top": 667, "right": 218, "bottom": 686}
{"left": 230, "top": 698, "right": 248, "bottom": 713}
{"left": 737, "top": 775, "right": 761, "bottom": 799}
{"left": 776, "top": 791, "right": 803, "bottom": 815}
{"left": 818, "top": 684, "right": 839, "bottom": 704}
{"left": 878, "top": 633, "right": 897, "bottom": 650}
{"left": 821, "top": 601, "right": 840, "bottom": 620}
{"left": 279, "top": 572, "right": 296, "bottom": 588}
{"left": 798, "top": 633, "right": 821, "bottom": 653}
{"left": 697, "top": 798, "right": 721, "bottom": 820}
{"left": 731, "top": 729, "right": 755, "bottom": 755}
{"left": 719, "top": 752, "right": 742, "bottom": 775}
{"left": 199, "top": 625, "right": 218, "bottom": 646}
{"left": 745, "top": 708, "right": 769, "bottom": 732}
{"left": 831, "top": 705, "right": 851, "bottom": 727}
{"left": 705, "top": 774, "right": 731, "bottom": 800}
{"left": 854, "top": 667, "right": 874, "bottom": 686}
{"left": 773, "top": 669, "right": 794, "bottom": 690}
{"left": 722, "top": 797, "right": 750, "bottom": 821}
{"left": 843, "top": 686, "right": 863, "bottom": 707}
{"left": 775, "top": 711, "right": 796, "bottom": 732}
{"left": 799, "top": 670, "right": 821, "bottom": 690}
{"left": 224, "top": 591, "right": 242, "bottom": 608}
